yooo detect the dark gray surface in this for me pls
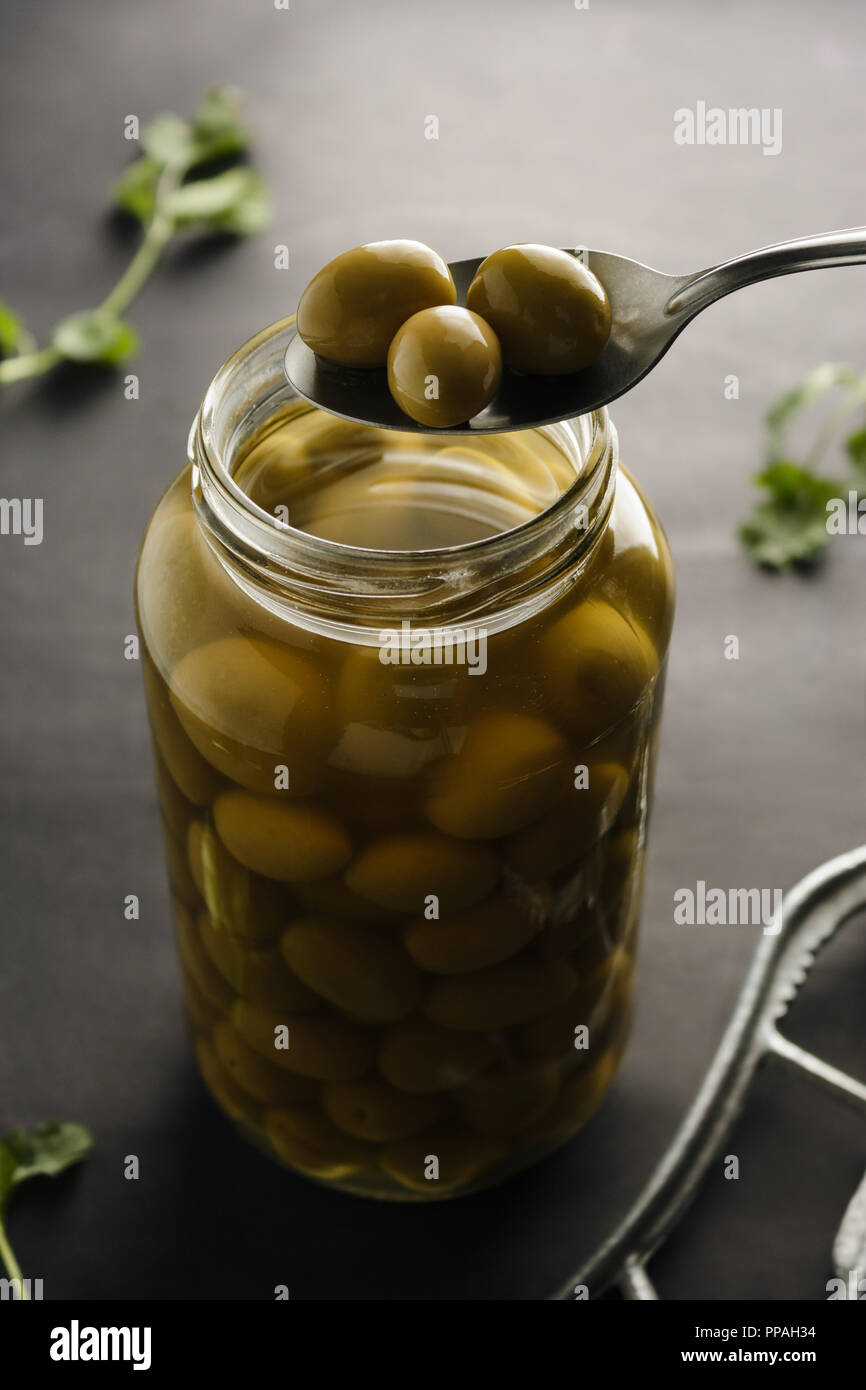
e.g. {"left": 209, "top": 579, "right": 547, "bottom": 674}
{"left": 0, "top": 0, "right": 864, "bottom": 1300}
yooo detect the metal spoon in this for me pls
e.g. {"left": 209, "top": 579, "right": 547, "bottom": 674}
{"left": 284, "top": 227, "right": 866, "bottom": 435}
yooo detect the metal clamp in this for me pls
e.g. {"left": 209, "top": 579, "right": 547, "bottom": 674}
{"left": 551, "top": 845, "right": 866, "bottom": 1300}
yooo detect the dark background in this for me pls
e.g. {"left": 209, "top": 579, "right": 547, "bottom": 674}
{"left": 0, "top": 0, "right": 864, "bottom": 1300}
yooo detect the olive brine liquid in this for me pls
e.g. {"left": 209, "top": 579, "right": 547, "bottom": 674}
{"left": 136, "top": 402, "right": 673, "bottom": 1198}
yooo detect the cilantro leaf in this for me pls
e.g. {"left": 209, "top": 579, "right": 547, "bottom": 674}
{"left": 111, "top": 155, "right": 163, "bottom": 224}
{"left": 139, "top": 88, "right": 250, "bottom": 174}
{"left": 188, "top": 86, "right": 249, "bottom": 164}
{"left": 0, "top": 1122, "right": 93, "bottom": 1208}
{"left": 0, "top": 1122, "right": 93, "bottom": 1296}
{"left": 845, "top": 427, "right": 866, "bottom": 486}
{"left": 139, "top": 111, "right": 196, "bottom": 168}
{"left": 114, "top": 89, "right": 260, "bottom": 235}
{"left": 1, "top": 87, "right": 268, "bottom": 389}
{"left": 168, "top": 168, "right": 270, "bottom": 233}
{"left": 215, "top": 175, "right": 271, "bottom": 235}
{"left": 0, "top": 1145, "right": 17, "bottom": 1207}
{"left": 740, "top": 363, "right": 866, "bottom": 571}
{"left": 738, "top": 461, "right": 842, "bottom": 569}
{"left": 52, "top": 309, "right": 140, "bottom": 364}
{"left": 764, "top": 363, "right": 857, "bottom": 462}
{"left": 0, "top": 300, "right": 25, "bottom": 356}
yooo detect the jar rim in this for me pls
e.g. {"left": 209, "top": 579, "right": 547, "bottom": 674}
{"left": 192, "top": 315, "right": 618, "bottom": 628}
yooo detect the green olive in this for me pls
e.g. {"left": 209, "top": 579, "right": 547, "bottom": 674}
{"left": 378, "top": 1018, "right": 496, "bottom": 1094}
{"left": 187, "top": 821, "right": 288, "bottom": 943}
{"left": 212, "top": 1021, "right": 319, "bottom": 1107}
{"left": 323, "top": 1078, "right": 443, "bottom": 1143}
{"left": 379, "top": 1128, "right": 503, "bottom": 1195}
{"left": 345, "top": 830, "right": 499, "bottom": 914}
{"left": 538, "top": 598, "right": 657, "bottom": 743}
{"left": 387, "top": 306, "right": 502, "bottom": 428}
{"left": 155, "top": 755, "right": 195, "bottom": 842}
{"left": 265, "top": 1106, "right": 374, "bottom": 1178}
{"left": 515, "top": 962, "right": 616, "bottom": 1064}
{"left": 174, "top": 903, "right": 234, "bottom": 1015}
{"left": 505, "top": 761, "right": 630, "bottom": 881}
{"left": 425, "top": 955, "right": 578, "bottom": 1031}
{"left": 169, "top": 634, "right": 331, "bottom": 796}
{"left": 423, "top": 712, "right": 570, "bottom": 839}
{"left": 465, "top": 244, "right": 611, "bottom": 374}
{"left": 233, "top": 998, "right": 376, "bottom": 1082}
{"left": 213, "top": 790, "right": 352, "bottom": 883}
{"left": 280, "top": 917, "right": 422, "bottom": 1024}
{"left": 196, "top": 1036, "right": 262, "bottom": 1129}
{"left": 233, "top": 429, "right": 310, "bottom": 517}
{"left": 525, "top": 1048, "right": 618, "bottom": 1143}
{"left": 293, "top": 874, "right": 405, "bottom": 921}
{"left": 198, "top": 911, "right": 319, "bottom": 1014}
{"left": 297, "top": 240, "right": 457, "bottom": 367}
{"left": 143, "top": 657, "right": 221, "bottom": 806}
{"left": 404, "top": 890, "right": 542, "bottom": 975}
{"left": 181, "top": 966, "right": 222, "bottom": 1034}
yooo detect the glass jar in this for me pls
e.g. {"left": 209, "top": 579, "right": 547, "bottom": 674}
{"left": 135, "top": 315, "right": 674, "bottom": 1201}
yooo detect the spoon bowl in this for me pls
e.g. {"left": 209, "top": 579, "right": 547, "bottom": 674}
{"left": 284, "top": 229, "right": 866, "bottom": 435}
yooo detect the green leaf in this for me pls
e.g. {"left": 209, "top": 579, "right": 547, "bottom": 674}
{"left": 845, "top": 427, "right": 866, "bottom": 484}
{"left": 0, "top": 300, "right": 25, "bottom": 356}
{"left": 188, "top": 86, "right": 249, "bottom": 164}
{"left": 140, "top": 111, "right": 195, "bottom": 168}
{"left": 117, "top": 95, "right": 260, "bottom": 236}
{"left": 111, "top": 155, "right": 162, "bottom": 224}
{"left": 168, "top": 168, "right": 270, "bottom": 233}
{"left": 755, "top": 460, "right": 835, "bottom": 502}
{"left": 765, "top": 362, "right": 857, "bottom": 461}
{"left": 167, "top": 167, "right": 252, "bottom": 221}
{"left": 52, "top": 309, "right": 140, "bottom": 364}
{"left": 0, "top": 1145, "right": 17, "bottom": 1208}
{"left": 133, "top": 91, "right": 250, "bottom": 186}
{"left": 0, "top": 1123, "right": 93, "bottom": 1213}
{"left": 739, "top": 460, "right": 842, "bottom": 569}
{"left": 215, "top": 175, "right": 271, "bottom": 235}
{"left": 1, "top": 87, "right": 268, "bottom": 391}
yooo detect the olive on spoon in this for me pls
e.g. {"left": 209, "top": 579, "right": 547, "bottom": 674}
{"left": 284, "top": 228, "right": 866, "bottom": 435}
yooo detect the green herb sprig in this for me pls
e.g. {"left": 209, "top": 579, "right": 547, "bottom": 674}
{"left": 0, "top": 87, "right": 269, "bottom": 386}
{"left": 0, "top": 1121, "right": 93, "bottom": 1298}
{"left": 739, "top": 363, "right": 866, "bottom": 569}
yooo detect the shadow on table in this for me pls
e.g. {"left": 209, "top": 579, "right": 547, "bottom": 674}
{"left": 108, "top": 1056, "right": 647, "bottom": 1301}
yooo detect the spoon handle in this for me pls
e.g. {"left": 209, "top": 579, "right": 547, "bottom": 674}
{"left": 666, "top": 226, "right": 866, "bottom": 318}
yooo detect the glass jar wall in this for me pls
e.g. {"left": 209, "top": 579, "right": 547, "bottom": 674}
{"left": 135, "top": 317, "right": 674, "bottom": 1200}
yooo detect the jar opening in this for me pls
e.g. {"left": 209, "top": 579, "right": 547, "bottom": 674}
{"left": 192, "top": 316, "right": 617, "bottom": 633}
